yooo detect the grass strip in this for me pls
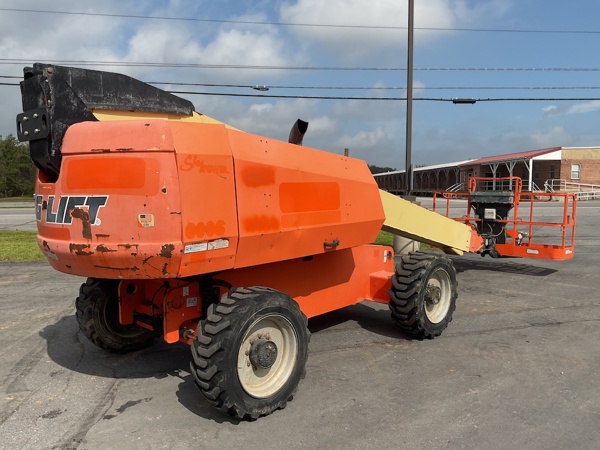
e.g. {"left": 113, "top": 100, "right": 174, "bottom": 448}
{"left": 0, "top": 229, "right": 418, "bottom": 262}
{"left": 374, "top": 230, "right": 394, "bottom": 246}
{"left": 0, "top": 197, "right": 33, "bottom": 203}
{"left": 0, "top": 230, "right": 45, "bottom": 261}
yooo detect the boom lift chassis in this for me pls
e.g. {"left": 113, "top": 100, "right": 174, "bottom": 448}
{"left": 16, "top": 63, "right": 577, "bottom": 420}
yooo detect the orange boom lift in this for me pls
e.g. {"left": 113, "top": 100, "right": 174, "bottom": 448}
{"left": 16, "top": 64, "right": 576, "bottom": 419}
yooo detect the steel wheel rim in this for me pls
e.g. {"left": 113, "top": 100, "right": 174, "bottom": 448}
{"left": 424, "top": 267, "right": 451, "bottom": 324}
{"left": 237, "top": 314, "right": 298, "bottom": 398}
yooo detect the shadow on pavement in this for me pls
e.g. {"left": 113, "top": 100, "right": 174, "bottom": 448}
{"left": 309, "top": 302, "right": 415, "bottom": 341}
{"left": 450, "top": 256, "right": 558, "bottom": 277}
{"left": 38, "top": 314, "right": 241, "bottom": 424}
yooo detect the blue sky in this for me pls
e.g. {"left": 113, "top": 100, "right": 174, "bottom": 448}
{"left": 1, "top": 0, "right": 600, "bottom": 169}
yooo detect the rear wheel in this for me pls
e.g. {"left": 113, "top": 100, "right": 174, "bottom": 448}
{"left": 190, "top": 287, "right": 310, "bottom": 419}
{"left": 389, "top": 251, "right": 458, "bottom": 339}
{"left": 75, "top": 278, "right": 155, "bottom": 353}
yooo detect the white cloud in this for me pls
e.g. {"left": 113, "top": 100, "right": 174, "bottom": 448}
{"left": 542, "top": 105, "right": 559, "bottom": 116}
{"left": 567, "top": 100, "right": 600, "bottom": 115}
{"left": 0, "top": 3, "right": 297, "bottom": 138}
{"left": 304, "top": 116, "right": 337, "bottom": 137}
{"left": 542, "top": 101, "right": 600, "bottom": 117}
{"left": 249, "top": 103, "right": 274, "bottom": 115}
{"left": 208, "top": 95, "right": 393, "bottom": 163}
{"left": 0, "top": 1, "right": 124, "bottom": 63}
{"left": 123, "top": 22, "right": 291, "bottom": 82}
{"left": 222, "top": 98, "right": 323, "bottom": 140}
{"left": 279, "top": 0, "right": 510, "bottom": 62}
{"left": 335, "top": 127, "right": 387, "bottom": 150}
{"left": 413, "top": 80, "right": 426, "bottom": 96}
{"left": 199, "top": 29, "right": 288, "bottom": 69}
{"left": 485, "top": 126, "right": 571, "bottom": 154}
{"left": 530, "top": 126, "right": 571, "bottom": 148}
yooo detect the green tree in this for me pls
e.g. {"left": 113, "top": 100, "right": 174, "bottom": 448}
{"left": 368, "top": 164, "right": 397, "bottom": 174}
{"left": 0, "top": 135, "right": 35, "bottom": 198}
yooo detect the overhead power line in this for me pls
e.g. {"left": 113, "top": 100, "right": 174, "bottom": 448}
{"left": 2, "top": 78, "right": 599, "bottom": 101}
{"left": 3, "top": 58, "right": 600, "bottom": 72}
{"left": 5, "top": 76, "right": 600, "bottom": 92}
{"left": 147, "top": 81, "right": 600, "bottom": 91}
{"left": 5, "top": 74, "right": 600, "bottom": 91}
{"left": 2, "top": 7, "right": 600, "bottom": 35}
{"left": 169, "top": 90, "right": 600, "bottom": 102}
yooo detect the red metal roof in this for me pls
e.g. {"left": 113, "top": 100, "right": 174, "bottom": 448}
{"left": 461, "top": 147, "right": 561, "bottom": 166}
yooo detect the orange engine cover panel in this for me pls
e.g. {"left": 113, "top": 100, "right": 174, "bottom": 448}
{"left": 35, "top": 119, "right": 385, "bottom": 279}
{"left": 227, "top": 128, "right": 385, "bottom": 269}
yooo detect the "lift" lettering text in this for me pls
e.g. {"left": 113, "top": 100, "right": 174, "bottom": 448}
{"left": 35, "top": 195, "right": 108, "bottom": 225}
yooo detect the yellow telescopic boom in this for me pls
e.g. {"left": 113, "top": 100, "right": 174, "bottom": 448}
{"left": 379, "top": 190, "right": 482, "bottom": 255}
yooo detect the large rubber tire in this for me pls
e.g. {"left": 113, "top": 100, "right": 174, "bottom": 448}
{"left": 190, "top": 287, "right": 310, "bottom": 420}
{"left": 75, "top": 278, "right": 155, "bottom": 353}
{"left": 389, "top": 250, "right": 458, "bottom": 339}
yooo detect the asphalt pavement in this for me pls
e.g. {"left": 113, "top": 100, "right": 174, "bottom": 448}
{"left": 0, "top": 202, "right": 37, "bottom": 231}
{"left": 1, "top": 201, "right": 600, "bottom": 449}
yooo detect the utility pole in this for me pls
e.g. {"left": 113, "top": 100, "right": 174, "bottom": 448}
{"left": 394, "top": 0, "right": 419, "bottom": 255}
{"left": 405, "top": 0, "right": 414, "bottom": 196}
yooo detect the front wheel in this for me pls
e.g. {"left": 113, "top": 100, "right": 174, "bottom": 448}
{"left": 190, "top": 287, "right": 310, "bottom": 419}
{"left": 389, "top": 251, "right": 458, "bottom": 339}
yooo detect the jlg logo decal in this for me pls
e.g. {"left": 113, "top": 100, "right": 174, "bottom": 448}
{"left": 35, "top": 195, "right": 108, "bottom": 225}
